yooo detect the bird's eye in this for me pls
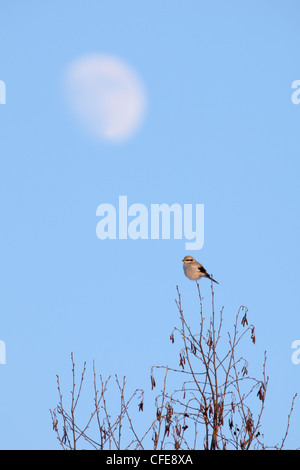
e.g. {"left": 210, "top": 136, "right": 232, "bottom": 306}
{"left": 187, "top": 258, "right": 193, "bottom": 262}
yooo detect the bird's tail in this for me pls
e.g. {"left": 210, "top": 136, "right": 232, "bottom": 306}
{"left": 206, "top": 274, "right": 219, "bottom": 285}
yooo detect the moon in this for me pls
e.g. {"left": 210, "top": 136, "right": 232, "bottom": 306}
{"left": 63, "top": 54, "right": 147, "bottom": 142}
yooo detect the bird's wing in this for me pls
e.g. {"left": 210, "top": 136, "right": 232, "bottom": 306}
{"left": 197, "top": 263, "right": 219, "bottom": 284}
{"left": 197, "top": 265, "right": 207, "bottom": 274}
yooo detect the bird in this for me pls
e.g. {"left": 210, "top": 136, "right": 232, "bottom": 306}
{"left": 182, "top": 256, "right": 219, "bottom": 284}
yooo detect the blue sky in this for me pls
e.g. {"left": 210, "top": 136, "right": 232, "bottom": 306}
{"left": 0, "top": 1, "right": 299, "bottom": 449}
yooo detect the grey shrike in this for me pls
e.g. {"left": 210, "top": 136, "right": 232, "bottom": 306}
{"left": 182, "top": 256, "right": 219, "bottom": 284}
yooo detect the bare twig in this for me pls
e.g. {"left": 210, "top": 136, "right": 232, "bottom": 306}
{"left": 50, "top": 285, "right": 297, "bottom": 450}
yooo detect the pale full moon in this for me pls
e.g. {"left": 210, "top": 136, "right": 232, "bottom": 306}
{"left": 63, "top": 54, "right": 147, "bottom": 142}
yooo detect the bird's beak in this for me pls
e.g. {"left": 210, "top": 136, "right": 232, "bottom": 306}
{"left": 182, "top": 259, "right": 184, "bottom": 262}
